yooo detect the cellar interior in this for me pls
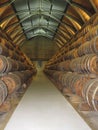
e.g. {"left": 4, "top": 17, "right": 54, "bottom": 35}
{"left": 0, "top": 0, "right": 98, "bottom": 130}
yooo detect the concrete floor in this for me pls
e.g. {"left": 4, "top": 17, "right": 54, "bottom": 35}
{"left": 4, "top": 69, "right": 91, "bottom": 130}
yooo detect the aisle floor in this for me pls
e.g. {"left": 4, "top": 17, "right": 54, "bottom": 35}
{"left": 4, "top": 70, "right": 91, "bottom": 130}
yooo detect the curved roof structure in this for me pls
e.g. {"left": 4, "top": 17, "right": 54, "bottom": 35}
{"left": 0, "top": 0, "right": 98, "bottom": 47}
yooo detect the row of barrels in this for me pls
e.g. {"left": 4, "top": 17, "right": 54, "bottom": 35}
{"left": 47, "top": 36, "right": 82, "bottom": 65}
{"left": 0, "top": 31, "right": 36, "bottom": 71}
{"left": 47, "top": 15, "right": 98, "bottom": 65}
{"left": 0, "top": 31, "right": 37, "bottom": 110}
{"left": 65, "top": 14, "right": 98, "bottom": 53}
{"left": 0, "top": 35, "right": 36, "bottom": 71}
{"left": 0, "top": 37, "right": 26, "bottom": 62}
{"left": 44, "top": 69, "right": 98, "bottom": 111}
{"left": 46, "top": 35, "right": 98, "bottom": 66}
{"left": 0, "top": 70, "right": 34, "bottom": 106}
{"left": 44, "top": 14, "right": 98, "bottom": 112}
{"left": 0, "top": 28, "right": 24, "bottom": 54}
{"left": 76, "top": 37, "right": 98, "bottom": 57}
{"left": 0, "top": 29, "right": 37, "bottom": 112}
{"left": 63, "top": 36, "right": 98, "bottom": 60}
{"left": 77, "top": 13, "right": 98, "bottom": 38}
{"left": 69, "top": 54, "right": 98, "bottom": 74}
{"left": 46, "top": 54, "right": 98, "bottom": 75}
{"left": 46, "top": 36, "right": 82, "bottom": 65}
{"left": 0, "top": 30, "right": 34, "bottom": 67}
{"left": 0, "top": 55, "right": 32, "bottom": 74}
{"left": 84, "top": 25, "right": 98, "bottom": 42}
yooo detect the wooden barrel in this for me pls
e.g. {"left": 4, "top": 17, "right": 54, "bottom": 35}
{"left": 82, "top": 79, "right": 98, "bottom": 111}
{"left": 90, "top": 26, "right": 98, "bottom": 38}
{"left": 19, "top": 55, "right": 26, "bottom": 62}
{"left": 0, "top": 55, "right": 8, "bottom": 73}
{"left": 81, "top": 25, "right": 92, "bottom": 36}
{"left": 0, "top": 56, "right": 19, "bottom": 73}
{"left": 63, "top": 49, "right": 78, "bottom": 60}
{"left": 45, "top": 64, "right": 58, "bottom": 70}
{"left": 70, "top": 75, "right": 89, "bottom": 96}
{"left": 6, "top": 58, "right": 19, "bottom": 72}
{"left": 61, "top": 72, "right": 72, "bottom": 87}
{"left": 84, "top": 32, "right": 91, "bottom": 41}
{"left": 70, "top": 54, "right": 98, "bottom": 74}
{"left": 45, "top": 69, "right": 53, "bottom": 75}
{"left": 57, "top": 60, "right": 71, "bottom": 71}
{"left": 0, "top": 38, "right": 14, "bottom": 50}
{"left": 90, "top": 36, "right": 98, "bottom": 54}
{"left": 70, "top": 37, "right": 83, "bottom": 50}
{"left": 9, "top": 50, "right": 19, "bottom": 60}
{"left": 77, "top": 41, "right": 93, "bottom": 56}
{"left": 44, "top": 69, "right": 54, "bottom": 76}
{"left": 52, "top": 71, "right": 64, "bottom": 90}
{"left": 0, "top": 44, "right": 9, "bottom": 56}
{"left": 61, "top": 73, "right": 89, "bottom": 96}
{"left": 84, "top": 26, "right": 98, "bottom": 41}
{"left": 13, "top": 70, "right": 34, "bottom": 84}
{"left": 17, "top": 61, "right": 27, "bottom": 71}
{"left": 0, "top": 80, "right": 8, "bottom": 106}
{"left": 0, "top": 32, "right": 30, "bottom": 65}
{"left": 52, "top": 71, "right": 62, "bottom": 81}
{"left": 1, "top": 69, "right": 34, "bottom": 94}
{"left": 0, "top": 55, "right": 30, "bottom": 73}
{"left": 1, "top": 73, "right": 22, "bottom": 94}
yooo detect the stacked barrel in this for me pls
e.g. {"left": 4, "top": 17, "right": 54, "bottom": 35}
{"left": 44, "top": 13, "right": 98, "bottom": 111}
{"left": 0, "top": 29, "right": 37, "bottom": 111}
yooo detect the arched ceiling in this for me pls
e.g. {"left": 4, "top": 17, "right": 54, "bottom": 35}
{"left": 0, "top": 0, "right": 98, "bottom": 47}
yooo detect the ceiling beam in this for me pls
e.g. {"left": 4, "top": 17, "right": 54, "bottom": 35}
{"left": 0, "top": 0, "right": 16, "bottom": 8}
{"left": 71, "top": 1, "right": 92, "bottom": 16}
{"left": 2, "top": 13, "right": 76, "bottom": 40}
{"left": 89, "top": 0, "right": 98, "bottom": 12}
{"left": 1, "top": 9, "right": 82, "bottom": 30}
{"left": 12, "top": 25, "right": 69, "bottom": 41}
